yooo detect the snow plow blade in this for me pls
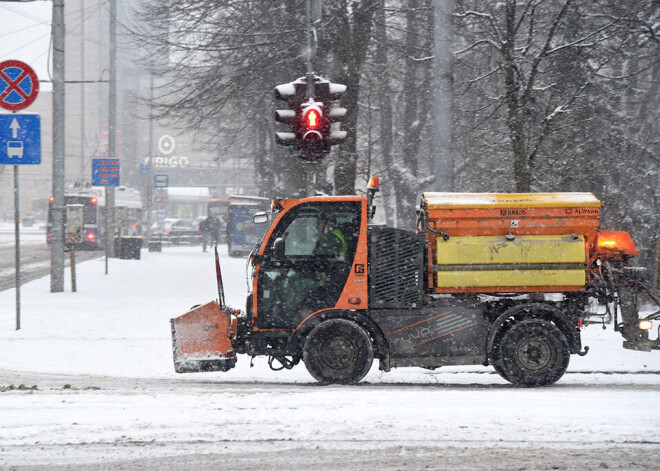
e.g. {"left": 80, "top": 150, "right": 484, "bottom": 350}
{"left": 170, "top": 301, "right": 238, "bottom": 373}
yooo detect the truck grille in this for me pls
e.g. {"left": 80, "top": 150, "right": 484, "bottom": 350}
{"left": 369, "top": 227, "right": 424, "bottom": 309}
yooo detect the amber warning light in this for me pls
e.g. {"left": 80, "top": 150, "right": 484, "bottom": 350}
{"left": 366, "top": 176, "right": 380, "bottom": 220}
{"left": 595, "top": 230, "right": 638, "bottom": 257}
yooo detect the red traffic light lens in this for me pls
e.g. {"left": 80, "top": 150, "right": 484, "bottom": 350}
{"left": 306, "top": 109, "right": 319, "bottom": 128}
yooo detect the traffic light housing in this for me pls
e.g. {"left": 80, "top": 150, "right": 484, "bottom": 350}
{"left": 274, "top": 76, "right": 347, "bottom": 160}
{"left": 317, "top": 80, "right": 347, "bottom": 147}
{"left": 298, "top": 99, "right": 326, "bottom": 153}
{"left": 274, "top": 78, "right": 306, "bottom": 149}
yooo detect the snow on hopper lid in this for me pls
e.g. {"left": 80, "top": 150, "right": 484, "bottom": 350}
{"left": 422, "top": 192, "right": 601, "bottom": 209}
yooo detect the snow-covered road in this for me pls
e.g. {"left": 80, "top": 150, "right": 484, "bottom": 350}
{"left": 1, "top": 243, "right": 659, "bottom": 469}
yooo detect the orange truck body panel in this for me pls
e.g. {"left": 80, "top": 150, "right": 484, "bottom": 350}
{"left": 421, "top": 192, "right": 604, "bottom": 294}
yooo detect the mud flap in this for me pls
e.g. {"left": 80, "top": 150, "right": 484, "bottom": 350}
{"left": 171, "top": 301, "right": 238, "bottom": 373}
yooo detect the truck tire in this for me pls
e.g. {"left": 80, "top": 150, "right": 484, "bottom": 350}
{"left": 303, "top": 319, "right": 374, "bottom": 385}
{"left": 493, "top": 319, "right": 569, "bottom": 387}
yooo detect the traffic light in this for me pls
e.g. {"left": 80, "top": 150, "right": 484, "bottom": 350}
{"left": 274, "top": 78, "right": 306, "bottom": 149}
{"left": 274, "top": 76, "right": 347, "bottom": 160}
{"left": 317, "top": 80, "right": 347, "bottom": 147}
{"left": 298, "top": 99, "right": 326, "bottom": 153}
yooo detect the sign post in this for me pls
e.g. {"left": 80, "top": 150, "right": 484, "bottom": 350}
{"left": 65, "top": 204, "right": 84, "bottom": 293}
{"left": 91, "top": 158, "right": 120, "bottom": 273}
{"left": 0, "top": 60, "right": 41, "bottom": 331}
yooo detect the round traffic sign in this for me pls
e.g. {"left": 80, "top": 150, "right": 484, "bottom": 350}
{"left": 158, "top": 135, "right": 176, "bottom": 155}
{"left": 0, "top": 60, "right": 40, "bottom": 111}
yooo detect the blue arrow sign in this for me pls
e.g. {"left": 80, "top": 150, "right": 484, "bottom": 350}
{"left": 0, "top": 114, "right": 41, "bottom": 165}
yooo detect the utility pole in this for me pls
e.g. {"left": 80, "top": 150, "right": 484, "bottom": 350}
{"left": 106, "top": 0, "right": 117, "bottom": 258}
{"left": 50, "top": 0, "right": 65, "bottom": 292}
{"left": 80, "top": 0, "right": 86, "bottom": 175}
{"left": 145, "top": 75, "right": 154, "bottom": 244}
{"left": 304, "top": 0, "right": 321, "bottom": 196}
{"left": 433, "top": 0, "right": 455, "bottom": 191}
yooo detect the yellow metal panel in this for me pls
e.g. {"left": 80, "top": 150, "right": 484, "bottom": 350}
{"left": 423, "top": 192, "right": 600, "bottom": 209}
{"left": 436, "top": 235, "right": 585, "bottom": 265}
{"left": 435, "top": 269, "right": 586, "bottom": 288}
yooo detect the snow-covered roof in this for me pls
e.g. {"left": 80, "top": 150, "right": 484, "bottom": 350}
{"left": 422, "top": 192, "right": 601, "bottom": 209}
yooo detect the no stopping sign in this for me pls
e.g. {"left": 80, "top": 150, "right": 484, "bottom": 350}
{"left": 0, "top": 60, "right": 40, "bottom": 112}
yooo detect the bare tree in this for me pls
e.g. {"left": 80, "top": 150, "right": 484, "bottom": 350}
{"left": 132, "top": 0, "right": 314, "bottom": 196}
{"left": 454, "top": 0, "right": 655, "bottom": 192}
{"left": 453, "top": 0, "right": 659, "bottom": 279}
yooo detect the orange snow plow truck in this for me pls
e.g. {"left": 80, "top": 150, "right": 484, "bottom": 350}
{"left": 171, "top": 178, "right": 659, "bottom": 386}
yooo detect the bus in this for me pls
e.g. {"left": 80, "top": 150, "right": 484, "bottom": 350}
{"left": 226, "top": 200, "right": 270, "bottom": 257}
{"left": 47, "top": 194, "right": 102, "bottom": 249}
{"left": 47, "top": 186, "right": 143, "bottom": 250}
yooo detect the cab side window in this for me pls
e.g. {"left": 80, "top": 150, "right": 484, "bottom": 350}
{"left": 267, "top": 202, "right": 361, "bottom": 262}
{"left": 282, "top": 215, "right": 321, "bottom": 256}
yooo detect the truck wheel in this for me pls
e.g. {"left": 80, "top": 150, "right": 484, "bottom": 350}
{"left": 494, "top": 319, "right": 569, "bottom": 387}
{"left": 303, "top": 319, "right": 374, "bottom": 385}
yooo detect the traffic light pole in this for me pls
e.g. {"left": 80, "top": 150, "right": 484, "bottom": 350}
{"left": 304, "top": 0, "right": 321, "bottom": 195}
{"left": 305, "top": 0, "right": 319, "bottom": 98}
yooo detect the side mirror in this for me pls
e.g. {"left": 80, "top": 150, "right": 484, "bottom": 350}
{"left": 272, "top": 237, "right": 285, "bottom": 259}
{"left": 253, "top": 212, "right": 268, "bottom": 224}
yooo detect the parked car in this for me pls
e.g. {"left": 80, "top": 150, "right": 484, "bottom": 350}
{"left": 150, "top": 218, "right": 198, "bottom": 244}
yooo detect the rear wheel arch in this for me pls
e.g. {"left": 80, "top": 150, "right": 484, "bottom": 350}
{"left": 487, "top": 302, "right": 580, "bottom": 360}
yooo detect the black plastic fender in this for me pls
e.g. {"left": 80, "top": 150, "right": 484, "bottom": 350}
{"left": 486, "top": 302, "right": 582, "bottom": 361}
{"left": 293, "top": 309, "right": 389, "bottom": 361}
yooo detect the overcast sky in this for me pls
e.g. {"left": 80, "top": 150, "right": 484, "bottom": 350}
{"left": 0, "top": 2, "right": 52, "bottom": 91}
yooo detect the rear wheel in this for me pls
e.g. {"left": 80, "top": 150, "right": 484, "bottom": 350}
{"left": 492, "top": 319, "right": 569, "bottom": 387}
{"left": 303, "top": 319, "right": 374, "bottom": 385}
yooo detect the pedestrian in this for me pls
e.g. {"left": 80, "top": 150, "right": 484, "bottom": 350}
{"left": 209, "top": 215, "right": 221, "bottom": 246}
{"left": 199, "top": 216, "right": 212, "bottom": 252}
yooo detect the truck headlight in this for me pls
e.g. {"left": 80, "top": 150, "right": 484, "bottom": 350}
{"left": 639, "top": 320, "right": 653, "bottom": 331}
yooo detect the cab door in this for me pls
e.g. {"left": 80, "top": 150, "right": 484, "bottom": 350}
{"left": 254, "top": 201, "right": 361, "bottom": 330}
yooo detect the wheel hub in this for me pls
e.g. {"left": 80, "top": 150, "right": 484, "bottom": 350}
{"left": 517, "top": 337, "right": 552, "bottom": 371}
{"left": 322, "top": 336, "right": 356, "bottom": 370}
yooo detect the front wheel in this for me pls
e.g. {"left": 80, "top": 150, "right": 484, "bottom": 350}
{"left": 493, "top": 319, "right": 570, "bottom": 387}
{"left": 303, "top": 319, "right": 374, "bottom": 385}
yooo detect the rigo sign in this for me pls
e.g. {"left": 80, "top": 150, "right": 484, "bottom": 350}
{"left": 145, "top": 155, "right": 189, "bottom": 168}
